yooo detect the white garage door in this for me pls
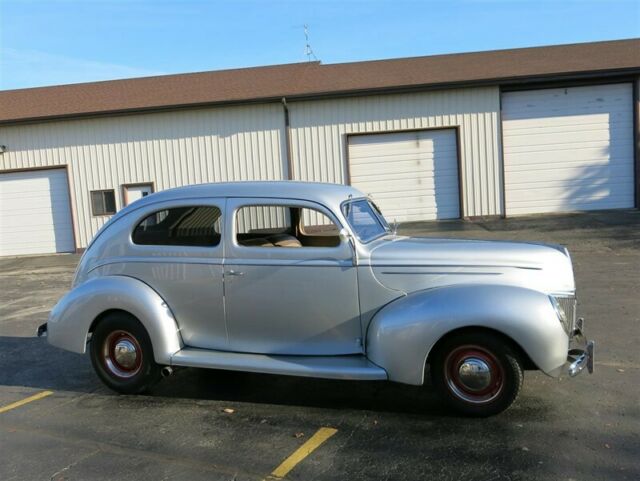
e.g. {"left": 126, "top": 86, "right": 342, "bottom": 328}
{"left": 502, "top": 83, "right": 634, "bottom": 215}
{"left": 0, "top": 169, "right": 75, "bottom": 256}
{"left": 348, "top": 129, "right": 460, "bottom": 222}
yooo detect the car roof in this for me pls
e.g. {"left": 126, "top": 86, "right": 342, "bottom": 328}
{"left": 116, "top": 181, "right": 366, "bottom": 219}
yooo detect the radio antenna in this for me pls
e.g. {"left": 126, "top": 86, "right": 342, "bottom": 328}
{"left": 304, "top": 24, "right": 318, "bottom": 62}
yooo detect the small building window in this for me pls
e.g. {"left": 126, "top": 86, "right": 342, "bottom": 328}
{"left": 133, "top": 206, "right": 222, "bottom": 247}
{"left": 90, "top": 190, "right": 116, "bottom": 216}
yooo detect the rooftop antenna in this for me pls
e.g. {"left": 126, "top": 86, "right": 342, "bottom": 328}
{"left": 304, "top": 24, "right": 318, "bottom": 62}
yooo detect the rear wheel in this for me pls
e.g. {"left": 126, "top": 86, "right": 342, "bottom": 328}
{"left": 430, "top": 331, "right": 524, "bottom": 417}
{"left": 90, "top": 312, "right": 162, "bottom": 394}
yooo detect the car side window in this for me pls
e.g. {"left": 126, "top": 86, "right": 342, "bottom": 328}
{"left": 235, "top": 205, "right": 340, "bottom": 248}
{"left": 298, "top": 208, "right": 340, "bottom": 247}
{"left": 133, "top": 206, "right": 222, "bottom": 247}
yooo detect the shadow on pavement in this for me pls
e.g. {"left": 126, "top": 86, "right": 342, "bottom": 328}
{"left": 0, "top": 335, "right": 554, "bottom": 419}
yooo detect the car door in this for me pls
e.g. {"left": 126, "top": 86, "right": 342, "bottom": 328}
{"left": 118, "top": 198, "right": 228, "bottom": 350}
{"left": 223, "top": 197, "right": 362, "bottom": 355}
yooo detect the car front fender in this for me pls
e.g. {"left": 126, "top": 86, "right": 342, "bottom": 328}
{"left": 47, "top": 275, "right": 183, "bottom": 364}
{"left": 366, "top": 284, "right": 568, "bottom": 385}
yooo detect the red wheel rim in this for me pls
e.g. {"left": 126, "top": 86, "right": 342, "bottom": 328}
{"left": 101, "top": 330, "right": 143, "bottom": 379}
{"left": 443, "top": 345, "right": 504, "bottom": 404}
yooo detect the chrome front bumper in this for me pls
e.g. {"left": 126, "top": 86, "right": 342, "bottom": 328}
{"left": 565, "top": 318, "right": 594, "bottom": 377}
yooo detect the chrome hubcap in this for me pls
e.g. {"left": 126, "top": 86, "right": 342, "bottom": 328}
{"left": 113, "top": 339, "right": 138, "bottom": 370}
{"left": 444, "top": 345, "right": 504, "bottom": 405}
{"left": 102, "top": 330, "right": 142, "bottom": 379}
{"left": 457, "top": 357, "right": 492, "bottom": 391}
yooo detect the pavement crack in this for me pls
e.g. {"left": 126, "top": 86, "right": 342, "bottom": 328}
{"left": 49, "top": 448, "right": 100, "bottom": 481}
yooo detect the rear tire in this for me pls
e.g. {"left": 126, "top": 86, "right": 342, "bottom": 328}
{"left": 90, "top": 312, "right": 162, "bottom": 394}
{"left": 430, "top": 331, "right": 524, "bottom": 417}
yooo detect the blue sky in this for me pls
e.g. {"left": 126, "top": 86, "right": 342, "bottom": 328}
{"left": 1, "top": 0, "right": 639, "bottom": 90}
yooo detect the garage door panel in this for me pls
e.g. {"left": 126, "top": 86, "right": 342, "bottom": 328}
{"left": 504, "top": 145, "right": 630, "bottom": 166}
{"left": 0, "top": 194, "right": 73, "bottom": 210}
{"left": 368, "top": 186, "right": 461, "bottom": 200}
{"left": 349, "top": 129, "right": 460, "bottom": 222}
{"left": 382, "top": 204, "right": 458, "bottom": 219}
{"left": 350, "top": 168, "right": 459, "bottom": 182}
{"left": 502, "top": 83, "right": 634, "bottom": 215}
{"left": 502, "top": 84, "right": 631, "bottom": 113}
{"left": 0, "top": 230, "right": 74, "bottom": 245}
{"left": 506, "top": 171, "right": 632, "bottom": 187}
{"left": 350, "top": 160, "right": 442, "bottom": 175}
{"left": 350, "top": 144, "right": 456, "bottom": 158}
{"left": 0, "top": 169, "right": 75, "bottom": 256}
{"left": 1, "top": 216, "right": 73, "bottom": 230}
{"left": 504, "top": 139, "right": 625, "bottom": 154}
{"left": 351, "top": 165, "right": 458, "bottom": 185}
{"left": 358, "top": 171, "right": 458, "bottom": 192}
{"left": 503, "top": 129, "right": 629, "bottom": 149}
{"left": 503, "top": 117, "right": 632, "bottom": 134}
{"left": 507, "top": 181, "right": 633, "bottom": 199}
{"left": 507, "top": 195, "right": 633, "bottom": 215}
{"left": 504, "top": 114, "right": 632, "bottom": 130}
{"left": 350, "top": 154, "right": 458, "bottom": 170}
{"left": 506, "top": 160, "right": 631, "bottom": 176}
{"left": 350, "top": 147, "right": 458, "bottom": 164}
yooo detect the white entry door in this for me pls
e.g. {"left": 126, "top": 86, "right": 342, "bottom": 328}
{"left": 502, "top": 83, "right": 634, "bottom": 215}
{"left": 0, "top": 168, "right": 75, "bottom": 256}
{"left": 124, "top": 184, "right": 154, "bottom": 206}
{"left": 348, "top": 129, "right": 460, "bottom": 222}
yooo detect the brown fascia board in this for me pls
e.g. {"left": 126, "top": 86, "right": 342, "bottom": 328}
{"left": 1, "top": 38, "right": 639, "bottom": 125}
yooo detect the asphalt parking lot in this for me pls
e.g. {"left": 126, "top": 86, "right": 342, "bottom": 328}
{"left": 1, "top": 209, "right": 639, "bottom": 481}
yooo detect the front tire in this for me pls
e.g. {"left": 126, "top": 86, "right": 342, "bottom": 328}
{"left": 90, "top": 312, "right": 162, "bottom": 394}
{"left": 430, "top": 331, "right": 524, "bottom": 417}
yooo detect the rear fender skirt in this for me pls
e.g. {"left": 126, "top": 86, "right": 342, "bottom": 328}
{"left": 366, "top": 284, "right": 568, "bottom": 385}
{"left": 47, "top": 276, "right": 183, "bottom": 364}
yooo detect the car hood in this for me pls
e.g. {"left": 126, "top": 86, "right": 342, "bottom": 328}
{"left": 368, "top": 236, "right": 575, "bottom": 295}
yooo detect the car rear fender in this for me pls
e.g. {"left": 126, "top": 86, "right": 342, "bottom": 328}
{"left": 47, "top": 275, "right": 183, "bottom": 364}
{"left": 366, "top": 284, "right": 568, "bottom": 385}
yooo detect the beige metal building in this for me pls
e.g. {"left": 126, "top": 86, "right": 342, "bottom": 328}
{"left": 0, "top": 39, "right": 639, "bottom": 256}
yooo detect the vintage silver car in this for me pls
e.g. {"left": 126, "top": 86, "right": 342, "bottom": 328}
{"left": 40, "top": 181, "right": 594, "bottom": 416}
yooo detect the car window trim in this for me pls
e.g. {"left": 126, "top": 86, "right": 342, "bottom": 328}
{"left": 340, "top": 197, "right": 390, "bottom": 244}
{"left": 128, "top": 199, "right": 225, "bottom": 250}
{"left": 230, "top": 198, "right": 347, "bottom": 251}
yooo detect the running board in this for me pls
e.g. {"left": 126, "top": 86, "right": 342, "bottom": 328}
{"left": 171, "top": 348, "right": 388, "bottom": 381}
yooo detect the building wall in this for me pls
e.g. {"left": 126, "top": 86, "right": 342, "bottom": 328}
{"left": 0, "top": 104, "right": 287, "bottom": 247}
{"left": 0, "top": 86, "right": 505, "bottom": 250}
{"left": 287, "top": 87, "right": 503, "bottom": 217}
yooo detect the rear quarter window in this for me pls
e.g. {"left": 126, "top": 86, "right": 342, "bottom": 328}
{"left": 132, "top": 206, "right": 222, "bottom": 247}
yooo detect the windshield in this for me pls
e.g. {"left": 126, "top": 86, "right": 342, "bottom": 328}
{"left": 342, "top": 199, "right": 390, "bottom": 243}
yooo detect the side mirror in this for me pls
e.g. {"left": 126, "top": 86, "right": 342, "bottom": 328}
{"left": 339, "top": 228, "right": 358, "bottom": 266}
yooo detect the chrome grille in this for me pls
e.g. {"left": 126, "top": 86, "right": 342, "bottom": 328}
{"left": 556, "top": 296, "right": 577, "bottom": 334}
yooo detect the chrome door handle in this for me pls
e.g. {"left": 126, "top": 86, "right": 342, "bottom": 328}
{"left": 227, "top": 270, "right": 244, "bottom": 276}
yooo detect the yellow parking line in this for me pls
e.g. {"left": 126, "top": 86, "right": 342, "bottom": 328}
{"left": 0, "top": 390, "right": 54, "bottom": 414}
{"left": 266, "top": 427, "right": 338, "bottom": 480}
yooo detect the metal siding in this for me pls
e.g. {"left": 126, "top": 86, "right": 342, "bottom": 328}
{"left": 288, "top": 87, "right": 502, "bottom": 217}
{"left": 0, "top": 104, "right": 286, "bottom": 248}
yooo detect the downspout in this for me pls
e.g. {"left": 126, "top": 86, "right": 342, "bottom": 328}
{"left": 634, "top": 77, "right": 640, "bottom": 209}
{"left": 281, "top": 97, "right": 293, "bottom": 180}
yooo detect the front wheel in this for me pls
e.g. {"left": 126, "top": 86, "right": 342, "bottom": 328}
{"left": 430, "top": 331, "right": 524, "bottom": 417}
{"left": 90, "top": 312, "right": 162, "bottom": 394}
